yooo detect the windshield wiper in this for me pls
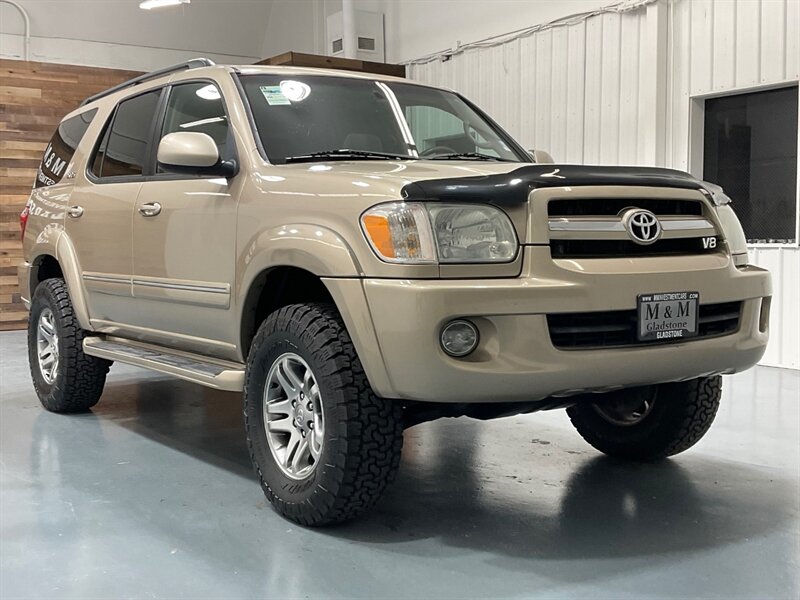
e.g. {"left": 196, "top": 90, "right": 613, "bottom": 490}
{"left": 427, "top": 152, "right": 508, "bottom": 161}
{"left": 284, "top": 149, "right": 412, "bottom": 163}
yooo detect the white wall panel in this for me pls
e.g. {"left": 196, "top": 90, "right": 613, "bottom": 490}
{"left": 600, "top": 13, "right": 623, "bottom": 164}
{"left": 786, "top": 0, "right": 800, "bottom": 79}
{"left": 735, "top": 0, "right": 761, "bottom": 87}
{"left": 712, "top": 0, "right": 737, "bottom": 90}
{"left": 535, "top": 30, "right": 554, "bottom": 154}
{"left": 565, "top": 22, "right": 587, "bottom": 163}
{"left": 583, "top": 15, "right": 606, "bottom": 164}
{"left": 519, "top": 35, "right": 539, "bottom": 151}
{"left": 760, "top": 0, "right": 786, "bottom": 83}
{"left": 689, "top": 0, "right": 715, "bottom": 95}
{"left": 751, "top": 247, "right": 800, "bottom": 369}
{"left": 620, "top": 11, "right": 642, "bottom": 165}
{"left": 550, "top": 27, "right": 570, "bottom": 162}
{"left": 408, "top": 0, "right": 799, "bottom": 368}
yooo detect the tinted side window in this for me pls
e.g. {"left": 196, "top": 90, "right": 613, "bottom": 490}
{"left": 101, "top": 90, "right": 160, "bottom": 178}
{"left": 35, "top": 109, "right": 97, "bottom": 188}
{"left": 158, "top": 82, "right": 229, "bottom": 172}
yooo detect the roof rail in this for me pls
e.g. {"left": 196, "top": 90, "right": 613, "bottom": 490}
{"left": 79, "top": 58, "right": 216, "bottom": 106}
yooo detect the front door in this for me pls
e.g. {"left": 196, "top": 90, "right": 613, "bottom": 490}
{"left": 129, "top": 80, "right": 239, "bottom": 359}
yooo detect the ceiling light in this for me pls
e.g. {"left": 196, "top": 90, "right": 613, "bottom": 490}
{"left": 180, "top": 116, "right": 225, "bottom": 129}
{"left": 139, "top": 0, "right": 190, "bottom": 10}
{"left": 279, "top": 80, "right": 311, "bottom": 102}
{"left": 195, "top": 84, "right": 220, "bottom": 100}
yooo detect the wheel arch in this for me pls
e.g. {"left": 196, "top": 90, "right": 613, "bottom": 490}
{"left": 239, "top": 265, "right": 336, "bottom": 355}
{"left": 237, "top": 224, "right": 364, "bottom": 352}
{"left": 29, "top": 233, "right": 92, "bottom": 330}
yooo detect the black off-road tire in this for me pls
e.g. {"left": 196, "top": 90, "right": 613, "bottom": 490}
{"left": 27, "top": 278, "right": 111, "bottom": 413}
{"left": 566, "top": 376, "right": 722, "bottom": 461}
{"left": 244, "top": 303, "right": 404, "bottom": 526}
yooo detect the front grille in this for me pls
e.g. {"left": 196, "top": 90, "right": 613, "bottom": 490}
{"left": 551, "top": 237, "right": 718, "bottom": 258}
{"left": 546, "top": 196, "right": 718, "bottom": 258}
{"left": 547, "top": 302, "right": 742, "bottom": 349}
{"left": 548, "top": 198, "right": 703, "bottom": 217}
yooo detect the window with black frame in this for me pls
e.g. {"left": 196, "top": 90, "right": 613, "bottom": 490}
{"left": 703, "top": 86, "right": 798, "bottom": 243}
{"left": 158, "top": 82, "right": 230, "bottom": 172}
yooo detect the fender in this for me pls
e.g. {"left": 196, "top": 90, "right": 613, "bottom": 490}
{"left": 235, "top": 224, "right": 394, "bottom": 394}
{"left": 237, "top": 223, "right": 363, "bottom": 297}
{"left": 52, "top": 232, "right": 93, "bottom": 330}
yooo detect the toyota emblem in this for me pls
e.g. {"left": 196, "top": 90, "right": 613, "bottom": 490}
{"left": 622, "top": 208, "right": 662, "bottom": 245}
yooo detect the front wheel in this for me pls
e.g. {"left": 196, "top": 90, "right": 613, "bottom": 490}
{"left": 244, "top": 303, "right": 404, "bottom": 526}
{"left": 566, "top": 376, "right": 722, "bottom": 461}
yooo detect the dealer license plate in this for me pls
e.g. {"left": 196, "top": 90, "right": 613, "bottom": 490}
{"left": 637, "top": 291, "right": 699, "bottom": 341}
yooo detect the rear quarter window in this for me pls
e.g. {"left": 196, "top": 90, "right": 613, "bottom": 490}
{"left": 35, "top": 108, "right": 98, "bottom": 188}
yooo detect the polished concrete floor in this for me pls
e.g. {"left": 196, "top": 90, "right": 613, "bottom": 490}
{"left": 1, "top": 329, "right": 798, "bottom": 599}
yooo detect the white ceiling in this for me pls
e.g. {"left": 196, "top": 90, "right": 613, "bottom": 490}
{"left": 1, "top": 0, "right": 614, "bottom": 67}
{"left": 0, "top": 0, "right": 278, "bottom": 61}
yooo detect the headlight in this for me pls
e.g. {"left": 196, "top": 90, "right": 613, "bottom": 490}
{"left": 428, "top": 204, "right": 518, "bottom": 262}
{"left": 360, "top": 202, "right": 437, "bottom": 263}
{"left": 361, "top": 202, "right": 518, "bottom": 264}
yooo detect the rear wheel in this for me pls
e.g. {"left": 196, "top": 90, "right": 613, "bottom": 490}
{"left": 566, "top": 376, "right": 722, "bottom": 461}
{"left": 244, "top": 303, "right": 404, "bottom": 526}
{"left": 27, "top": 278, "right": 111, "bottom": 413}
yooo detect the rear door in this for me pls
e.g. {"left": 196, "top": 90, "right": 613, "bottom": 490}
{"left": 129, "top": 80, "right": 239, "bottom": 357}
{"left": 67, "top": 89, "right": 162, "bottom": 325}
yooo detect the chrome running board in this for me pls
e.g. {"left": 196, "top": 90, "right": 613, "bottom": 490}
{"left": 83, "top": 336, "right": 245, "bottom": 391}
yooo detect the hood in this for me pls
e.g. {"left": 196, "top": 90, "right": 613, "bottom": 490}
{"left": 263, "top": 160, "right": 705, "bottom": 206}
{"left": 400, "top": 164, "right": 706, "bottom": 206}
{"left": 268, "top": 159, "right": 520, "bottom": 185}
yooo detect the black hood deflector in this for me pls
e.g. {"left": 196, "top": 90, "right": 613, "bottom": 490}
{"left": 401, "top": 165, "right": 704, "bottom": 206}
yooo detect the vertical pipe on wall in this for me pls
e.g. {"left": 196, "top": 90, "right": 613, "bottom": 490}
{"left": 0, "top": 0, "right": 31, "bottom": 60}
{"left": 342, "top": 0, "right": 357, "bottom": 59}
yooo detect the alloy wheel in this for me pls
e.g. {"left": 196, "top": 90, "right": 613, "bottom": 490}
{"left": 36, "top": 307, "right": 59, "bottom": 385}
{"left": 262, "top": 353, "right": 325, "bottom": 479}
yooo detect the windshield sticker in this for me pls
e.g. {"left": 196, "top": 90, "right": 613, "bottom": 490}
{"left": 260, "top": 85, "right": 291, "bottom": 106}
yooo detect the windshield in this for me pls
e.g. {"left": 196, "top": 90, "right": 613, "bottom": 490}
{"left": 239, "top": 74, "right": 525, "bottom": 164}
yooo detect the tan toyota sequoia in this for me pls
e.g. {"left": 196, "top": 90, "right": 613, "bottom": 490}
{"left": 20, "top": 59, "right": 771, "bottom": 526}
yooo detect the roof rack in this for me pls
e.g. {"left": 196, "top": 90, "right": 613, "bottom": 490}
{"left": 79, "top": 58, "right": 216, "bottom": 106}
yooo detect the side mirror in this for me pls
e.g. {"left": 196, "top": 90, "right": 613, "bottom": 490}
{"left": 157, "top": 132, "right": 237, "bottom": 177}
{"left": 528, "top": 149, "right": 554, "bottom": 164}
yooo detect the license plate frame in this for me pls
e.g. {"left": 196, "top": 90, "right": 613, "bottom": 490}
{"left": 637, "top": 291, "right": 699, "bottom": 342}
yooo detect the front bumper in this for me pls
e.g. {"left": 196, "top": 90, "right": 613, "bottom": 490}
{"left": 326, "top": 247, "right": 771, "bottom": 403}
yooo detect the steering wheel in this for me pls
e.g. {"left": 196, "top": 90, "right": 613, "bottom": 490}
{"left": 420, "top": 145, "right": 458, "bottom": 157}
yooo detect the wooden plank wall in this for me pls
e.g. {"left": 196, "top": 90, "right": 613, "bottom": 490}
{"left": 0, "top": 59, "right": 142, "bottom": 331}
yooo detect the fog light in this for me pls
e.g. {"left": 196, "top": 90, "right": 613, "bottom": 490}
{"left": 440, "top": 320, "right": 479, "bottom": 357}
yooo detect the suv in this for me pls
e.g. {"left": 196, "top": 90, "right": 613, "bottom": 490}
{"left": 20, "top": 59, "right": 771, "bottom": 526}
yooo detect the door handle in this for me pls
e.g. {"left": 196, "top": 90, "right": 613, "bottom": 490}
{"left": 138, "top": 202, "right": 162, "bottom": 217}
{"left": 67, "top": 205, "right": 84, "bottom": 218}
